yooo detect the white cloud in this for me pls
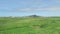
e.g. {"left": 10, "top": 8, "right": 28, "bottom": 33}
{"left": 16, "top": 6, "right": 60, "bottom": 11}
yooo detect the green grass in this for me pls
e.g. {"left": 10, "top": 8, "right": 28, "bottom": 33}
{"left": 0, "top": 16, "right": 60, "bottom": 34}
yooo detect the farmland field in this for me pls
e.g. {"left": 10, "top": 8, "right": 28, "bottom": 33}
{"left": 0, "top": 16, "right": 60, "bottom": 34}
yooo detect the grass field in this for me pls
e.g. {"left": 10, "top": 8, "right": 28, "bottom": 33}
{"left": 0, "top": 16, "right": 60, "bottom": 34}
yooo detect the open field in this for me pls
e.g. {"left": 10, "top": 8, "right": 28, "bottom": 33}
{"left": 0, "top": 16, "right": 60, "bottom": 34}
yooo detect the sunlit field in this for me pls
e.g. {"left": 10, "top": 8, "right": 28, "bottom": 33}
{"left": 0, "top": 16, "right": 60, "bottom": 34}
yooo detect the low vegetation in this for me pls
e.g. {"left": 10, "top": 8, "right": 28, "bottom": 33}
{"left": 0, "top": 16, "right": 60, "bottom": 34}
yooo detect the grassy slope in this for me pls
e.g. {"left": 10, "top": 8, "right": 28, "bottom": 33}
{"left": 0, "top": 17, "right": 60, "bottom": 34}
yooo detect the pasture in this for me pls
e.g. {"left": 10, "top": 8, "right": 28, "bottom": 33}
{"left": 0, "top": 16, "right": 60, "bottom": 34}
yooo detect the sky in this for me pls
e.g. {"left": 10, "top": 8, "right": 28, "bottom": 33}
{"left": 0, "top": 0, "right": 60, "bottom": 16}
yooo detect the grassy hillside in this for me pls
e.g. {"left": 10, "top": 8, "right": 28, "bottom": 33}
{"left": 0, "top": 16, "right": 60, "bottom": 34}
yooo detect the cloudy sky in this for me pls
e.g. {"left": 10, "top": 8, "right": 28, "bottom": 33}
{"left": 0, "top": 0, "right": 60, "bottom": 16}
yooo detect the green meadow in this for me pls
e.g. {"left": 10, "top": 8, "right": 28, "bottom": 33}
{"left": 0, "top": 16, "right": 60, "bottom": 34}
